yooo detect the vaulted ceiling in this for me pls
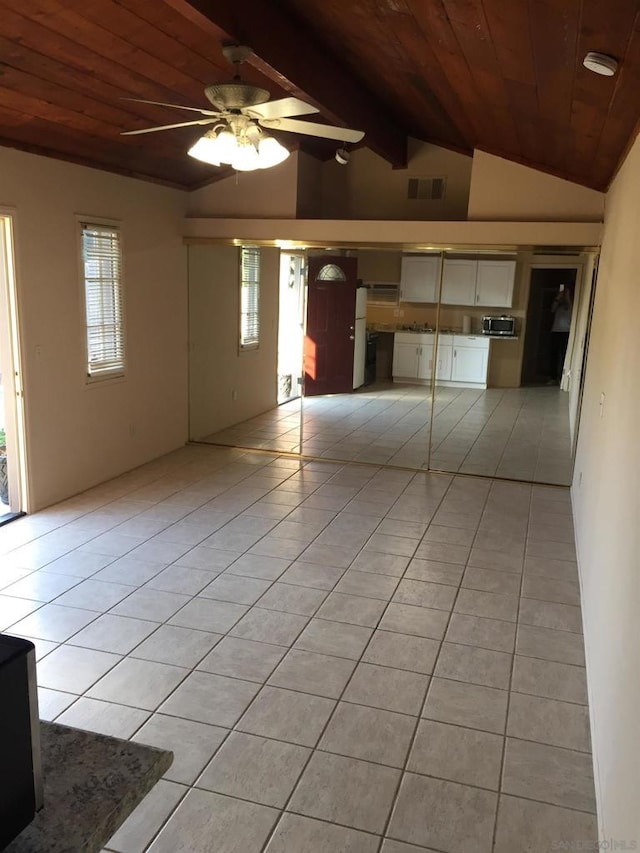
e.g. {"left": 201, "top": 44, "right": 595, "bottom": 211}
{"left": 1, "top": 0, "right": 639, "bottom": 192}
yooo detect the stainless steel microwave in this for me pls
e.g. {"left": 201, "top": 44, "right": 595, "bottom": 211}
{"left": 482, "top": 315, "right": 515, "bottom": 336}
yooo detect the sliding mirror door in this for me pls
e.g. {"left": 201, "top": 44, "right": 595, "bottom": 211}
{"left": 427, "top": 251, "right": 598, "bottom": 486}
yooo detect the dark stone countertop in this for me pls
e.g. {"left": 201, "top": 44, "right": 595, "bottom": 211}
{"left": 6, "top": 722, "right": 172, "bottom": 853}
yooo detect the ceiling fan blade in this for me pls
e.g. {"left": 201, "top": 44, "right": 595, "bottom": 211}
{"left": 247, "top": 97, "right": 319, "bottom": 120}
{"left": 259, "top": 117, "right": 364, "bottom": 143}
{"left": 121, "top": 97, "right": 220, "bottom": 117}
{"left": 121, "top": 118, "right": 216, "bottom": 136}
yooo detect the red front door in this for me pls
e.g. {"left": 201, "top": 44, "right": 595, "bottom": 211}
{"left": 304, "top": 256, "right": 357, "bottom": 396}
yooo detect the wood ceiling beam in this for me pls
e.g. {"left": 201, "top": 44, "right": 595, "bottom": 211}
{"left": 164, "top": 0, "right": 408, "bottom": 167}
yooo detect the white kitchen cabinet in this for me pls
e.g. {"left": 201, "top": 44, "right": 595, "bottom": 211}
{"left": 435, "top": 337, "right": 453, "bottom": 380}
{"left": 417, "top": 342, "right": 434, "bottom": 380}
{"left": 475, "top": 260, "right": 516, "bottom": 308}
{"left": 400, "top": 255, "right": 441, "bottom": 303}
{"left": 441, "top": 258, "right": 516, "bottom": 307}
{"left": 451, "top": 335, "right": 489, "bottom": 384}
{"left": 441, "top": 259, "right": 477, "bottom": 306}
{"left": 392, "top": 341, "right": 420, "bottom": 378}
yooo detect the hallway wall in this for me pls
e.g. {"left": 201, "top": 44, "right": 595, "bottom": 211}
{"left": 572, "top": 134, "right": 640, "bottom": 845}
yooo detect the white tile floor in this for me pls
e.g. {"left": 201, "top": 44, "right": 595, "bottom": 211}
{"left": 202, "top": 384, "right": 574, "bottom": 485}
{"left": 0, "top": 444, "right": 595, "bottom": 852}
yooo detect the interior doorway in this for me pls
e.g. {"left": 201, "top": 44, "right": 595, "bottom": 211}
{"left": 277, "top": 253, "right": 305, "bottom": 405}
{"left": 521, "top": 266, "right": 578, "bottom": 385}
{"left": 0, "top": 212, "right": 26, "bottom": 520}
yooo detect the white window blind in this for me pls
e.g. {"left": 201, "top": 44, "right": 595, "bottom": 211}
{"left": 240, "top": 247, "right": 260, "bottom": 350}
{"left": 81, "top": 223, "right": 125, "bottom": 378}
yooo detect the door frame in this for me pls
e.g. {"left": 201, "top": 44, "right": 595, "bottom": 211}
{"left": 0, "top": 208, "right": 29, "bottom": 516}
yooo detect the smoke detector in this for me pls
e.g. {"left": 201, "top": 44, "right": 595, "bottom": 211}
{"left": 583, "top": 52, "right": 618, "bottom": 77}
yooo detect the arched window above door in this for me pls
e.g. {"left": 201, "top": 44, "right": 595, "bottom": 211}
{"left": 316, "top": 263, "right": 347, "bottom": 281}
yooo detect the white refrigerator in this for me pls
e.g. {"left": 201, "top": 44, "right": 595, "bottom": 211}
{"left": 353, "top": 286, "right": 367, "bottom": 389}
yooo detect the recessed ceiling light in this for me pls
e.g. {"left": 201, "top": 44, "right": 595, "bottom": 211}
{"left": 583, "top": 52, "right": 618, "bottom": 76}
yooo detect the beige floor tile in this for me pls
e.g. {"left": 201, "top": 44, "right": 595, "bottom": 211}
{"left": 294, "top": 618, "right": 372, "bottom": 659}
{"left": 334, "top": 570, "right": 400, "bottom": 599}
{"left": 229, "top": 607, "right": 309, "bottom": 646}
{"left": 462, "top": 567, "right": 521, "bottom": 596}
{"left": 502, "top": 738, "right": 596, "bottom": 812}
{"left": 435, "top": 642, "right": 512, "bottom": 689}
{"left": 316, "top": 592, "right": 386, "bottom": 627}
{"left": 381, "top": 841, "right": 441, "bottom": 853}
{"left": 392, "top": 579, "right": 457, "bottom": 611}
{"left": 68, "top": 613, "right": 157, "bottom": 654}
{"left": 87, "top": 657, "right": 188, "bottom": 711}
{"left": 143, "top": 566, "right": 213, "bottom": 596}
{"left": 57, "top": 697, "right": 149, "bottom": 739}
{"left": 289, "top": 751, "right": 400, "bottom": 834}
{"left": 522, "top": 575, "right": 581, "bottom": 606}
{"left": 493, "top": 794, "right": 597, "bottom": 853}
{"left": 147, "top": 789, "right": 278, "bottom": 853}
{"left": 108, "top": 779, "right": 186, "bottom": 853}
{"left": 422, "top": 677, "right": 508, "bottom": 734}
{"left": 168, "top": 598, "right": 248, "bottom": 633}
{"left": 110, "top": 588, "right": 191, "bottom": 622}
{"left": 9, "top": 603, "right": 97, "bottom": 642}
{"left": 131, "top": 625, "right": 222, "bottom": 668}
{"left": 256, "top": 582, "right": 328, "bottom": 616}
{"left": 268, "top": 649, "right": 356, "bottom": 698}
{"left": 278, "top": 562, "right": 345, "bottom": 590}
{"left": 454, "top": 588, "right": 519, "bottom": 622}
{"left": 408, "top": 719, "right": 503, "bottom": 789}
{"left": 36, "top": 643, "right": 121, "bottom": 693}
{"left": 379, "top": 603, "right": 449, "bottom": 640}
{"left": 237, "top": 686, "right": 335, "bottom": 747}
{"left": 320, "top": 701, "right": 415, "bottom": 767}
{"left": 343, "top": 662, "right": 429, "bottom": 715}
{"left": 414, "top": 542, "right": 471, "bottom": 564}
{"left": 363, "top": 630, "right": 439, "bottom": 674}
{"left": 198, "top": 574, "right": 271, "bottom": 605}
{"left": 133, "top": 713, "right": 227, "bottom": 784}
{"left": 511, "top": 656, "right": 588, "bottom": 704}
{"left": 445, "top": 612, "right": 516, "bottom": 653}
{"left": 516, "top": 624, "right": 586, "bottom": 665}
{"left": 507, "top": 693, "right": 591, "bottom": 752}
{"left": 388, "top": 772, "right": 497, "bottom": 853}
{"left": 266, "top": 813, "right": 379, "bottom": 852}
{"left": 54, "top": 579, "right": 135, "bottom": 611}
{"left": 159, "top": 670, "right": 259, "bottom": 726}
{"left": 197, "top": 636, "right": 285, "bottom": 682}
{"left": 405, "top": 558, "right": 464, "bottom": 586}
{"left": 37, "top": 686, "right": 81, "bottom": 720}
{"left": 197, "top": 731, "right": 309, "bottom": 807}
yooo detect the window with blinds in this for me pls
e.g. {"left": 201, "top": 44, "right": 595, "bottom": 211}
{"left": 80, "top": 223, "right": 125, "bottom": 379}
{"left": 240, "top": 247, "right": 260, "bottom": 350}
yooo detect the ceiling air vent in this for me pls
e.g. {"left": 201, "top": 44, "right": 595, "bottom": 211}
{"left": 407, "top": 176, "right": 446, "bottom": 201}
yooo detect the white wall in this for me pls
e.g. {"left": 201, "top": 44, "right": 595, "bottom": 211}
{"left": 0, "top": 147, "right": 188, "bottom": 511}
{"left": 186, "top": 153, "right": 299, "bottom": 218}
{"left": 468, "top": 150, "right": 605, "bottom": 222}
{"left": 321, "top": 138, "right": 473, "bottom": 220}
{"left": 188, "top": 245, "right": 279, "bottom": 439}
{"left": 572, "top": 136, "right": 640, "bottom": 845}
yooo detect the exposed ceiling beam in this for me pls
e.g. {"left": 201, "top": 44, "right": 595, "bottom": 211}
{"left": 164, "top": 0, "right": 408, "bottom": 168}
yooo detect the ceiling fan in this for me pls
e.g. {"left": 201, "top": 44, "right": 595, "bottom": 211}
{"left": 121, "top": 45, "right": 365, "bottom": 171}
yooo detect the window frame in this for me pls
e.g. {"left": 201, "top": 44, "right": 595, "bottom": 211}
{"left": 239, "top": 246, "right": 261, "bottom": 352}
{"left": 78, "top": 217, "right": 126, "bottom": 384}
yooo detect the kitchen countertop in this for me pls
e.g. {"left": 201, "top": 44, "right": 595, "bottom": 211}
{"left": 6, "top": 722, "right": 173, "bottom": 853}
{"left": 369, "top": 326, "right": 518, "bottom": 339}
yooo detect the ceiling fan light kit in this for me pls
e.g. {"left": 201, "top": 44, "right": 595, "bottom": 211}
{"left": 583, "top": 51, "right": 618, "bottom": 76}
{"left": 122, "top": 44, "right": 364, "bottom": 173}
{"left": 187, "top": 125, "right": 290, "bottom": 170}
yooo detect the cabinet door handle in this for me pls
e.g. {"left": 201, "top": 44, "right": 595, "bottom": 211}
{"left": 454, "top": 350, "right": 457, "bottom": 358}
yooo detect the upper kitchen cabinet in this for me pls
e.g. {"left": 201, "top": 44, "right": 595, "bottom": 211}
{"left": 475, "top": 260, "right": 517, "bottom": 308}
{"left": 400, "top": 255, "right": 441, "bottom": 303}
{"left": 441, "top": 259, "right": 477, "bottom": 305}
{"left": 441, "top": 258, "right": 516, "bottom": 308}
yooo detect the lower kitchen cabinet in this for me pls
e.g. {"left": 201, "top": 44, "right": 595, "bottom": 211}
{"left": 393, "top": 333, "right": 489, "bottom": 388}
{"left": 451, "top": 336, "right": 489, "bottom": 385}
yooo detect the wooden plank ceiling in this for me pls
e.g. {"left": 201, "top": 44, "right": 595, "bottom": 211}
{"left": 1, "top": 0, "right": 639, "bottom": 190}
